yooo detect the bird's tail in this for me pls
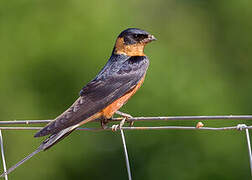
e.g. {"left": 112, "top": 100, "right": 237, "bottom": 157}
{"left": 0, "top": 147, "right": 42, "bottom": 177}
{"left": 0, "top": 124, "right": 78, "bottom": 177}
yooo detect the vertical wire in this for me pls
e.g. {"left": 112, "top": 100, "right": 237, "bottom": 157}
{"left": 245, "top": 128, "right": 252, "bottom": 176}
{"left": 120, "top": 129, "right": 132, "bottom": 180}
{"left": 0, "top": 130, "right": 8, "bottom": 180}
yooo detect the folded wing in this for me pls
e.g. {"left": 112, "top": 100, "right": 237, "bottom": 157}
{"left": 34, "top": 56, "right": 149, "bottom": 137}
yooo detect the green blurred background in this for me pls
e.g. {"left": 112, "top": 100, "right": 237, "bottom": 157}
{"left": 1, "top": 0, "right": 252, "bottom": 179}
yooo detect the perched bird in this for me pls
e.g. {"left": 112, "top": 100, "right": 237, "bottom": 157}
{"left": 1, "top": 28, "right": 156, "bottom": 176}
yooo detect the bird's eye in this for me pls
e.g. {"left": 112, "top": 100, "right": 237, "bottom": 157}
{"left": 133, "top": 34, "right": 140, "bottom": 38}
{"left": 133, "top": 34, "right": 148, "bottom": 40}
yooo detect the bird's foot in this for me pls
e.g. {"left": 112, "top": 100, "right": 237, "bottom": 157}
{"left": 100, "top": 117, "right": 110, "bottom": 129}
{"left": 115, "top": 111, "right": 134, "bottom": 126}
{"left": 116, "top": 111, "right": 132, "bottom": 118}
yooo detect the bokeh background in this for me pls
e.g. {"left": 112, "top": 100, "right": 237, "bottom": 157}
{"left": 1, "top": 0, "right": 252, "bottom": 179}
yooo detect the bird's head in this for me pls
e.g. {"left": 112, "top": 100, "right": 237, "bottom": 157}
{"left": 114, "top": 28, "right": 156, "bottom": 56}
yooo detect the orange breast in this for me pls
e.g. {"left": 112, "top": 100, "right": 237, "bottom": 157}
{"left": 101, "top": 76, "right": 145, "bottom": 119}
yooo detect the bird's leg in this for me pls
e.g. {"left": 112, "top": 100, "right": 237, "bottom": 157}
{"left": 115, "top": 111, "right": 132, "bottom": 118}
{"left": 100, "top": 117, "right": 110, "bottom": 129}
{"left": 115, "top": 111, "right": 134, "bottom": 127}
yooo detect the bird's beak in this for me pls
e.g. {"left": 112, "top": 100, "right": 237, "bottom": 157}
{"left": 148, "top": 34, "right": 157, "bottom": 41}
{"left": 143, "top": 34, "right": 157, "bottom": 43}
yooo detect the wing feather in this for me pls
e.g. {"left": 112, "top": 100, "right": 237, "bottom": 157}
{"left": 34, "top": 56, "right": 149, "bottom": 137}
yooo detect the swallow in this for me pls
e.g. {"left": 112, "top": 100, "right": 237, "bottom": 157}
{"left": 1, "top": 28, "right": 156, "bottom": 176}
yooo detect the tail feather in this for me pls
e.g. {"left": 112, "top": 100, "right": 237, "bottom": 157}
{"left": 0, "top": 147, "right": 42, "bottom": 177}
{"left": 41, "top": 124, "right": 78, "bottom": 150}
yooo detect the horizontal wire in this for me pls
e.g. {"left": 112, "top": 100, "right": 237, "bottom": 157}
{"left": 1, "top": 125, "right": 252, "bottom": 131}
{"left": 1, "top": 115, "right": 252, "bottom": 125}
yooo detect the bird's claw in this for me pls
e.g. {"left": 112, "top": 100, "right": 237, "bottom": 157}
{"left": 116, "top": 111, "right": 132, "bottom": 118}
{"left": 101, "top": 118, "right": 109, "bottom": 129}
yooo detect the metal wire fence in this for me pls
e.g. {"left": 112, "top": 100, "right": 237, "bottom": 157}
{"left": 0, "top": 115, "right": 252, "bottom": 180}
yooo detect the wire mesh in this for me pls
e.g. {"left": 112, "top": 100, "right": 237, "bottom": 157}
{"left": 0, "top": 115, "right": 252, "bottom": 180}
